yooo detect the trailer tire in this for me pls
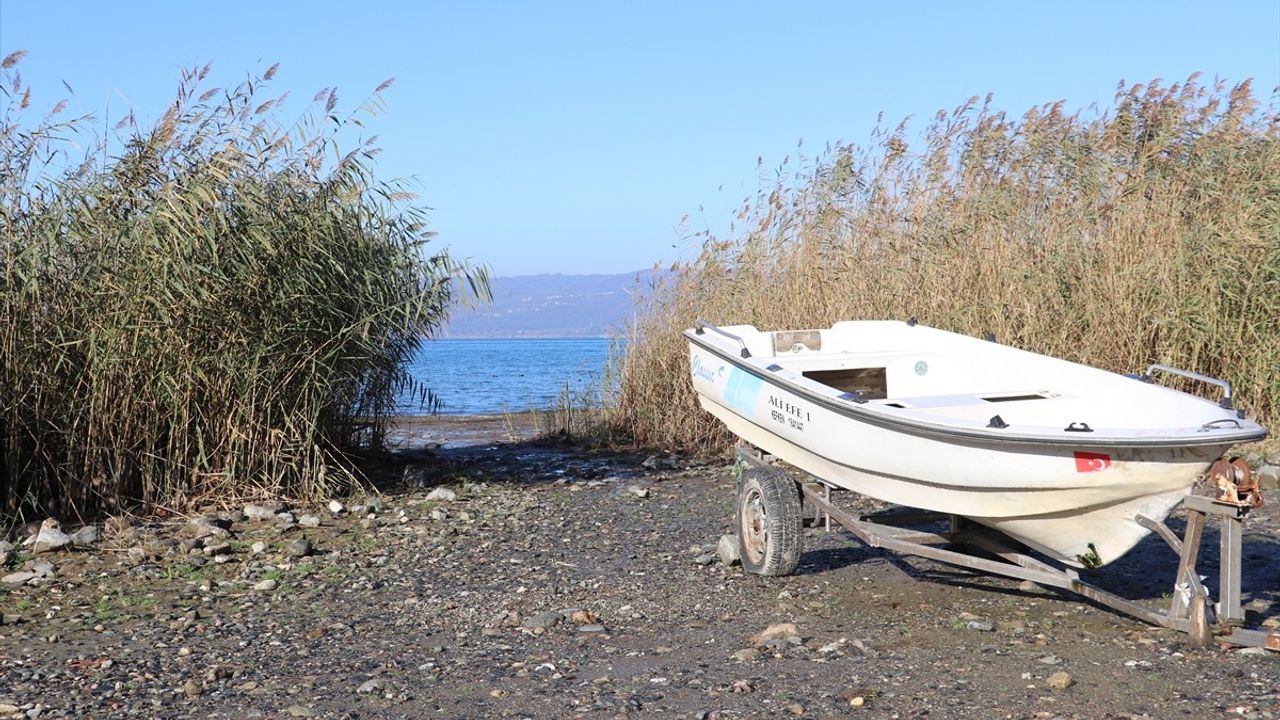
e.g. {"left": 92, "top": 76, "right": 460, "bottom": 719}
{"left": 737, "top": 466, "right": 802, "bottom": 576}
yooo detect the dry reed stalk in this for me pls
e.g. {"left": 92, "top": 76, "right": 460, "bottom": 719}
{"left": 611, "top": 76, "right": 1279, "bottom": 453}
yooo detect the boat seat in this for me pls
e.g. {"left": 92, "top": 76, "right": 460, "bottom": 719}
{"left": 882, "top": 391, "right": 1053, "bottom": 409}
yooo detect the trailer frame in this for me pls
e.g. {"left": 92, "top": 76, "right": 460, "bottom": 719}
{"left": 736, "top": 447, "right": 1280, "bottom": 651}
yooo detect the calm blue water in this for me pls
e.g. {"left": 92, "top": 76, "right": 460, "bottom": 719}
{"left": 396, "top": 338, "right": 615, "bottom": 415}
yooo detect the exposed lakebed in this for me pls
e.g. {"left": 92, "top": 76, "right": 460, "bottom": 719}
{"left": 1, "top": 429, "right": 1278, "bottom": 718}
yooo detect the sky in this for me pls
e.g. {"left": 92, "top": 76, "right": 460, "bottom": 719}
{"left": 1, "top": 2, "right": 1277, "bottom": 276}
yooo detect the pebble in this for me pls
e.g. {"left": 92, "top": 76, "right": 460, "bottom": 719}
{"left": 244, "top": 503, "right": 285, "bottom": 520}
{"left": 1037, "top": 654, "right": 1062, "bottom": 665}
{"left": 2, "top": 571, "right": 35, "bottom": 586}
{"left": 253, "top": 579, "right": 278, "bottom": 591}
{"left": 426, "top": 487, "right": 456, "bottom": 502}
{"left": 203, "top": 542, "right": 231, "bottom": 557}
{"left": 1045, "top": 671, "right": 1074, "bottom": 690}
{"left": 182, "top": 679, "right": 204, "bottom": 697}
{"left": 327, "top": 500, "right": 344, "bottom": 514}
{"left": 788, "top": 703, "right": 806, "bottom": 716}
{"left": 966, "top": 620, "right": 995, "bottom": 632}
{"left": 732, "top": 648, "right": 761, "bottom": 662}
{"left": 578, "top": 624, "right": 606, "bottom": 633}
{"left": 642, "top": 454, "right": 679, "bottom": 470}
{"left": 287, "top": 538, "right": 313, "bottom": 557}
{"left": 29, "top": 520, "right": 71, "bottom": 554}
{"left": 69, "top": 525, "right": 99, "bottom": 547}
{"left": 298, "top": 514, "right": 321, "bottom": 528}
{"left": 625, "top": 485, "right": 650, "bottom": 499}
{"left": 570, "top": 609, "right": 598, "bottom": 624}
{"left": 367, "top": 497, "right": 386, "bottom": 513}
{"left": 356, "top": 678, "right": 384, "bottom": 694}
{"left": 693, "top": 553, "right": 716, "bottom": 566}
{"left": 185, "top": 519, "right": 229, "bottom": 542}
{"left": 522, "top": 611, "right": 563, "bottom": 630}
{"left": 286, "top": 706, "right": 316, "bottom": 717}
{"left": 716, "top": 534, "right": 740, "bottom": 565}
{"left": 751, "top": 622, "right": 801, "bottom": 646}
{"left": 251, "top": 541, "right": 268, "bottom": 554}
{"left": 30, "top": 559, "right": 55, "bottom": 579}
{"left": 762, "top": 637, "right": 794, "bottom": 653}
{"left": 430, "top": 508, "right": 448, "bottom": 521}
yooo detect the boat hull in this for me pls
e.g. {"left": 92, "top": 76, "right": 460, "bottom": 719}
{"left": 688, "top": 343, "right": 1232, "bottom": 567}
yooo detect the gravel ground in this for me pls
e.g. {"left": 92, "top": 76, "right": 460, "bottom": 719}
{"left": 1, "top": 425, "right": 1278, "bottom": 719}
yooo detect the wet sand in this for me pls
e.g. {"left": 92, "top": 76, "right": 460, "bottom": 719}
{"left": 384, "top": 412, "right": 545, "bottom": 450}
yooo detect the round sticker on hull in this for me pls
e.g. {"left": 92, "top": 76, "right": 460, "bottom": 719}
{"left": 914, "top": 360, "right": 928, "bottom": 376}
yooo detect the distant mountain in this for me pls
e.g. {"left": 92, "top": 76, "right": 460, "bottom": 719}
{"left": 443, "top": 270, "right": 664, "bottom": 338}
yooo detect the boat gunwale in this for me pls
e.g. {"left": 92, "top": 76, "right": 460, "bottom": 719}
{"left": 685, "top": 328, "right": 1268, "bottom": 449}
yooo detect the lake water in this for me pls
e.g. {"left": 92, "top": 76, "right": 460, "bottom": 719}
{"left": 395, "top": 337, "right": 616, "bottom": 415}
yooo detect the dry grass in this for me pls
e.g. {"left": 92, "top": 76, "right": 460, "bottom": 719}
{"left": 0, "top": 53, "right": 488, "bottom": 520}
{"left": 611, "top": 76, "right": 1280, "bottom": 452}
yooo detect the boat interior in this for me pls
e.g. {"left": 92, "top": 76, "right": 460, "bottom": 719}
{"left": 724, "top": 321, "right": 1230, "bottom": 432}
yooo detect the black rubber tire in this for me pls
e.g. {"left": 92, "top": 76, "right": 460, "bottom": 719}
{"left": 737, "top": 466, "right": 803, "bottom": 576}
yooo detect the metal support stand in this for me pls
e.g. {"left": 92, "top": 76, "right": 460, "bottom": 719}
{"left": 823, "top": 483, "right": 831, "bottom": 533}
{"left": 1183, "top": 493, "right": 1248, "bottom": 624}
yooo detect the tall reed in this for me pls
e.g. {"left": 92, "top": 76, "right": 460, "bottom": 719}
{"left": 612, "top": 76, "right": 1280, "bottom": 452}
{"left": 0, "top": 54, "right": 488, "bottom": 519}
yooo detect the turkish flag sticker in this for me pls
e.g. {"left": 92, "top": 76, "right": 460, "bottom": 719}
{"left": 1074, "top": 451, "right": 1112, "bottom": 472}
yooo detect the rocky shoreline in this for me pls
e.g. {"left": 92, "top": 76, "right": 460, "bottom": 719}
{"left": 1, "top": 423, "right": 1278, "bottom": 718}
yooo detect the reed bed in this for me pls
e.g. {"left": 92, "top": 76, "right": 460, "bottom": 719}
{"left": 611, "top": 76, "right": 1280, "bottom": 452}
{"left": 1, "top": 54, "right": 487, "bottom": 520}
{"left": 532, "top": 339, "right": 627, "bottom": 441}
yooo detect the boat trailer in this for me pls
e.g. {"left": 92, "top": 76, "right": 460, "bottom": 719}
{"left": 736, "top": 448, "right": 1280, "bottom": 652}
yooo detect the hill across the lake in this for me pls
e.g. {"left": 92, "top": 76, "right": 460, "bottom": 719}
{"left": 444, "top": 270, "right": 663, "bottom": 338}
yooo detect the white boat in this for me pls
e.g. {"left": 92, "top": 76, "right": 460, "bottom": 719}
{"left": 685, "top": 320, "right": 1267, "bottom": 568}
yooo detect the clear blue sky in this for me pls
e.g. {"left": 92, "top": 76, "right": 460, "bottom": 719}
{"left": 2, "top": 2, "right": 1277, "bottom": 275}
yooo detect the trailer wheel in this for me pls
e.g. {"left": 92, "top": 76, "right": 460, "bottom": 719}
{"left": 737, "top": 466, "right": 802, "bottom": 576}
